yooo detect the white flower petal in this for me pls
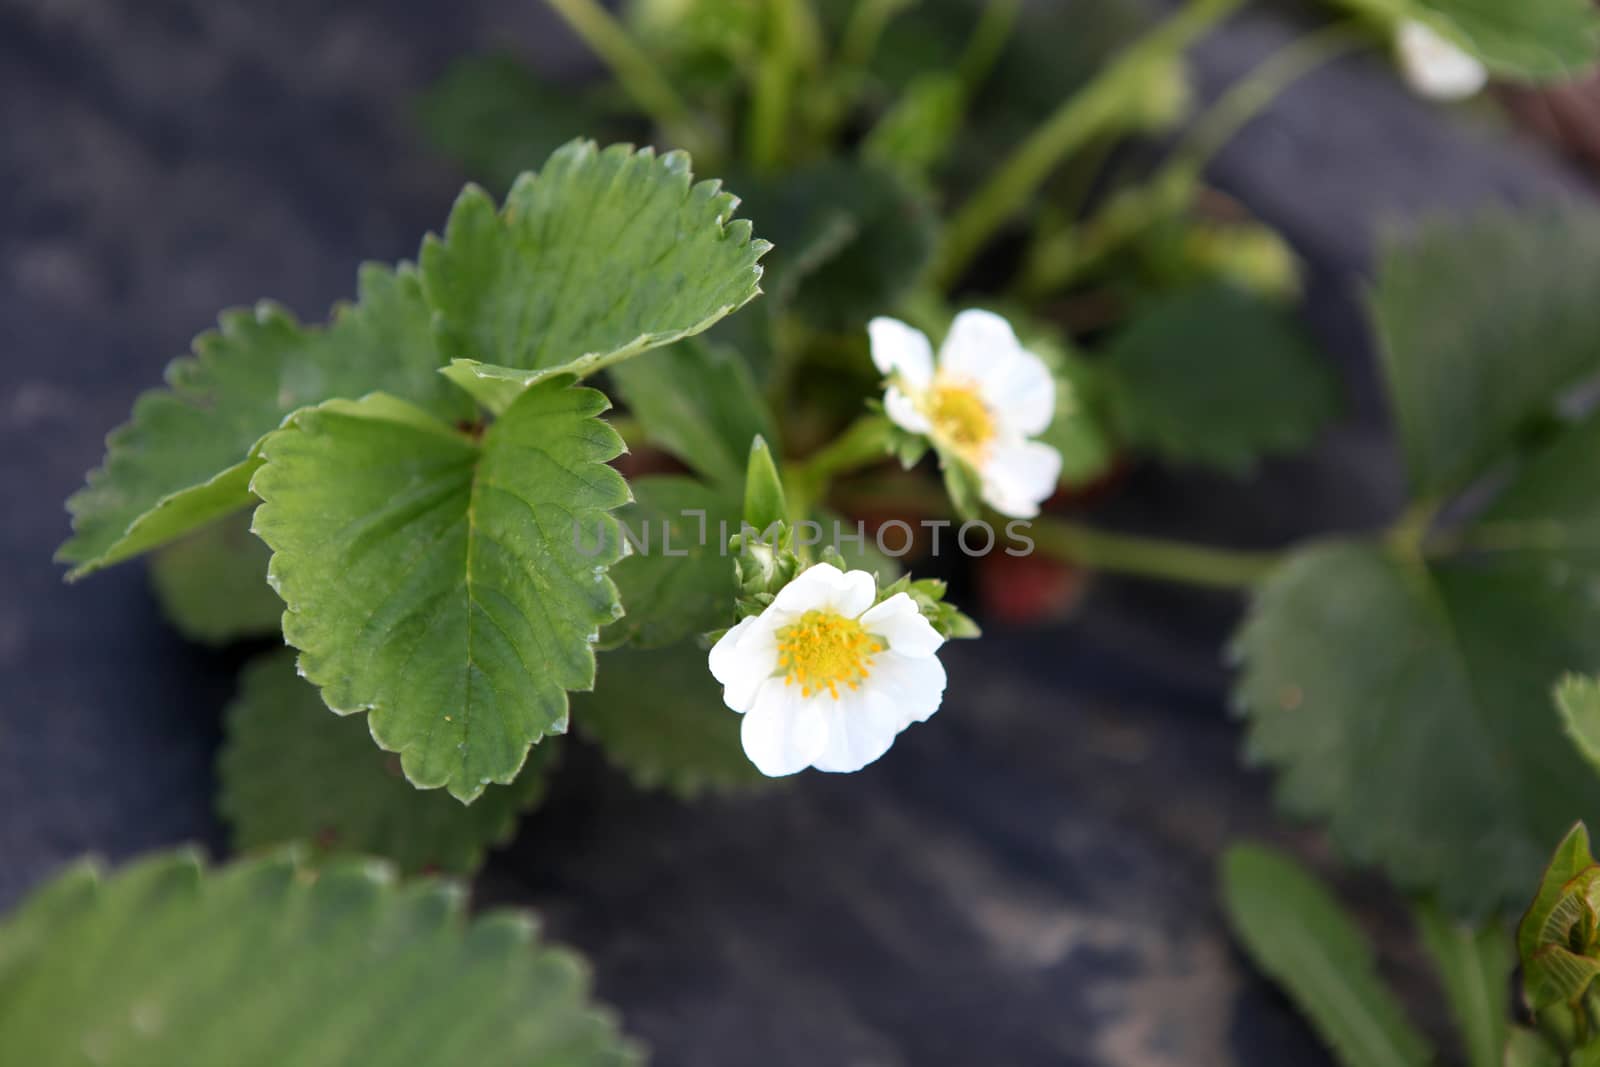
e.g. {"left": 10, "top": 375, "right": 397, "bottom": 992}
{"left": 742, "top": 680, "right": 830, "bottom": 776}
{"left": 709, "top": 617, "right": 761, "bottom": 712}
{"left": 811, "top": 688, "right": 904, "bottom": 773}
{"left": 979, "top": 347, "right": 1056, "bottom": 438}
{"left": 884, "top": 384, "right": 931, "bottom": 435}
{"left": 938, "top": 309, "right": 1023, "bottom": 381}
{"left": 870, "top": 650, "right": 947, "bottom": 728}
{"left": 869, "top": 317, "right": 935, "bottom": 389}
{"left": 709, "top": 616, "right": 779, "bottom": 712}
{"left": 860, "top": 592, "right": 944, "bottom": 659}
{"left": 980, "top": 438, "right": 1063, "bottom": 519}
{"left": 768, "top": 562, "right": 846, "bottom": 614}
{"left": 832, "top": 570, "right": 879, "bottom": 617}
{"left": 1396, "top": 20, "right": 1487, "bottom": 101}
{"left": 770, "top": 563, "right": 877, "bottom": 618}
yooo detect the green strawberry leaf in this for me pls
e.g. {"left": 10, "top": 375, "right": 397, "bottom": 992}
{"left": 1372, "top": 209, "right": 1600, "bottom": 499}
{"left": 58, "top": 265, "right": 474, "bottom": 579}
{"left": 148, "top": 511, "right": 281, "bottom": 646}
{"left": 436, "top": 359, "right": 556, "bottom": 415}
{"left": 0, "top": 849, "right": 640, "bottom": 1065}
{"left": 605, "top": 475, "right": 741, "bottom": 650}
{"left": 250, "top": 383, "right": 628, "bottom": 802}
{"left": 1221, "top": 845, "right": 1432, "bottom": 1067}
{"left": 729, "top": 160, "right": 936, "bottom": 331}
{"left": 414, "top": 54, "right": 632, "bottom": 195}
{"left": 219, "top": 650, "right": 555, "bottom": 874}
{"left": 1233, "top": 443, "right": 1600, "bottom": 917}
{"left": 575, "top": 642, "right": 769, "bottom": 796}
{"left": 1101, "top": 283, "right": 1338, "bottom": 474}
{"left": 1039, "top": 351, "right": 1116, "bottom": 488}
{"left": 1418, "top": 0, "right": 1600, "bottom": 81}
{"left": 1556, "top": 675, "right": 1600, "bottom": 775}
{"left": 419, "top": 140, "right": 768, "bottom": 412}
{"left": 608, "top": 339, "right": 776, "bottom": 488}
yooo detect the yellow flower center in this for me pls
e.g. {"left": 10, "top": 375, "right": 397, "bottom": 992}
{"left": 776, "top": 610, "right": 885, "bottom": 699}
{"left": 924, "top": 380, "right": 996, "bottom": 459}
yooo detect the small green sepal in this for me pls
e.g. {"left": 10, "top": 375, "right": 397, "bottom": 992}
{"left": 743, "top": 435, "right": 789, "bottom": 532}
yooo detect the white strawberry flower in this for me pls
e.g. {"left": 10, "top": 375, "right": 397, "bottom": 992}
{"left": 869, "top": 309, "right": 1063, "bottom": 519}
{"left": 1396, "top": 20, "right": 1488, "bottom": 101}
{"left": 709, "top": 563, "right": 947, "bottom": 777}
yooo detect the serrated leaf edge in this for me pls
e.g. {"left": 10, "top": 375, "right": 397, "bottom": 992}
{"left": 249, "top": 388, "right": 629, "bottom": 803}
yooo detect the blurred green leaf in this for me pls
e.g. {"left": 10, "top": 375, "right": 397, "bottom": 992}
{"left": 609, "top": 339, "right": 776, "bottom": 488}
{"left": 1372, "top": 210, "right": 1600, "bottom": 499}
{"left": 415, "top": 55, "right": 629, "bottom": 195}
{"left": 731, "top": 160, "right": 936, "bottom": 331}
{"left": 1418, "top": 0, "right": 1600, "bottom": 81}
{"left": 1413, "top": 901, "right": 1511, "bottom": 1067}
{"left": 623, "top": 0, "right": 763, "bottom": 96}
{"left": 1557, "top": 676, "right": 1600, "bottom": 774}
{"left": 1233, "top": 466, "right": 1600, "bottom": 916}
{"left": 1220, "top": 844, "right": 1431, "bottom": 1067}
{"left": 818, "top": 0, "right": 1145, "bottom": 147}
{"left": 1505, "top": 1028, "right": 1564, "bottom": 1067}
{"left": 148, "top": 511, "right": 280, "bottom": 645}
{"left": 1101, "top": 283, "right": 1338, "bottom": 474}
{"left": 1040, "top": 392, "right": 1116, "bottom": 488}
{"left": 1039, "top": 350, "right": 1117, "bottom": 488}
{"left": 0, "top": 849, "right": 639, "bottom": 1065}
{"left": 606, "top": 475, "right": 741, "bottom": 650}
{"left": 219, "top": 650, "right": 554, "bottom": 874}
{"left": 575, "top": 641, "right": 769, "bottom": 796}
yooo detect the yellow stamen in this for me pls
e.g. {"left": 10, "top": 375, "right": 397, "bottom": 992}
{"left": 923, "top": 379, "right": 996, "bottom": 461}
{"left": 776, "top": 610, "right": 885, "bottom": 700}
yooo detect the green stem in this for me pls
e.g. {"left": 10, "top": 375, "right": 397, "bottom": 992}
{"left": 835, "top": 0, "right": 911, "bottom": 85}
{"left": 957, "top": 0, "right": 1022, "bottom": 91}
{"left": 1022, "top": 19, "right": 1366, "bottom": 297}
{"left": 747, "top": 0, "right": 820, "bottom": 170}
{"left": 1029, "top": 517, "right": 1282, "bottom": 589}
{"left": 1386, "top": 497, "right": 1440, "bottom": 561}
{"left": 543, "top": 0, "right": 711, "bottom": 159}
{"left": 789, "top": 415, "right": 895, "bottom": 515}
{"left": 812, "top": 0, "right": 911, "bottom": 145}
{"left": 804, "top": 432, "right": 1281, "bottom": 589}
{"left": 933, "top": 0, "right": 1242, "bottom": 289}
{"left": 1020, "top": 177, "right": 1186, "bottom": 299}
{"left": 1166, "top": 20, "right": 1369, "bottom": 186}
